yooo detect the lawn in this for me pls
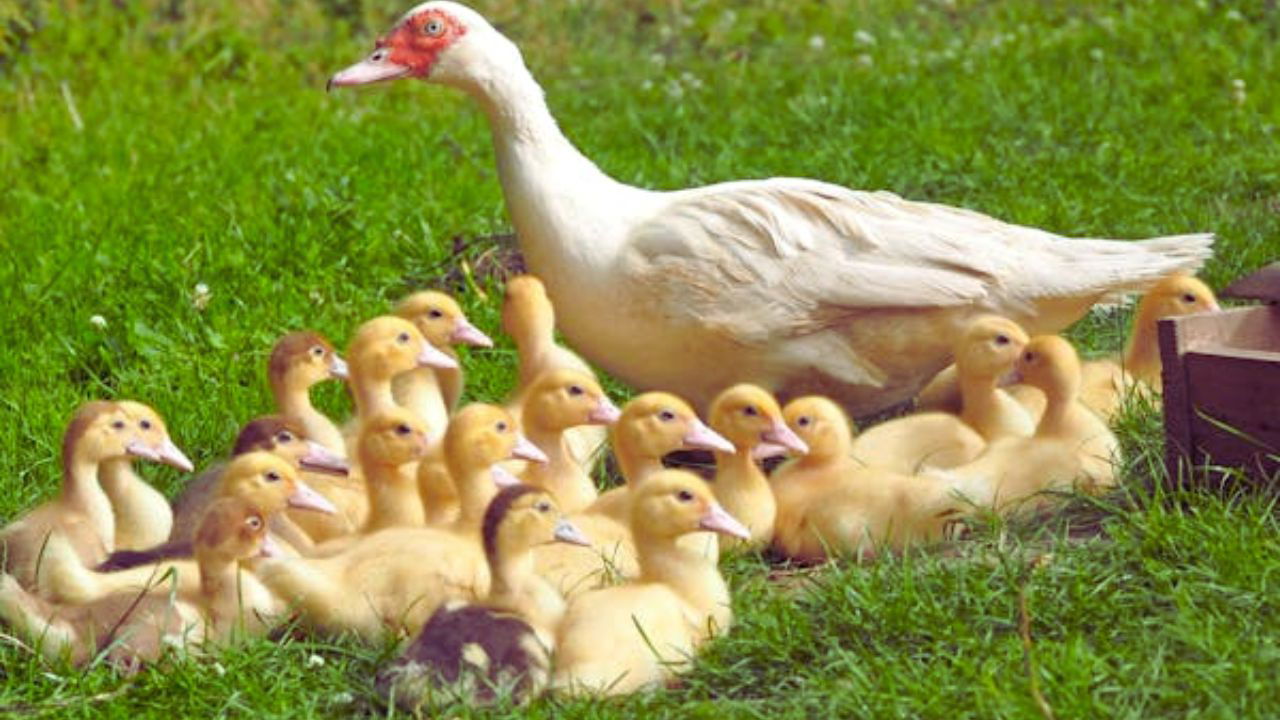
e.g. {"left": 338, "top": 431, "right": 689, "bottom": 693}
{"left": 1, "top": 0, "right": 1278, "bottom": 716}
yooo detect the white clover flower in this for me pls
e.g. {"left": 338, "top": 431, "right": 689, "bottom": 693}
{"left": 307, "top": 654, "right": 326, "bottom": 668}
{"left": 1089, "top": 47, "right": 1104, "bottom": 62}
{"left": 680, "top": 71, "right": 703, "bottom": 90}
{"left": 193, "top": 282, "right": 212, "bottom": 311}
{"left": 649, "top": 52, "right": 666, "bottom": 66}
{"left": 211, "top": 662, "right": 226, "bottom": 677}
{"left": 853, "top": 29, "right": 876, "bottom": 47}
{"left": 330, "top": 691, "right": 355, "bottom": 705}
{"left": 641, "top": 79, "right": 654, "bottom": 91}
{"left": 856, "top": 53, "right": 874, "bottom": 68}
{"left": 89, "top": 314, "right": 107, "bottom": 329}
{"left": 665, "top": 79, "right": 685, "bottom": 100}
{"left": 808, "top": 35, "right": 826, "bottom": 51}
{"left": 1225, "top": 8, "right": 1243, "bottom": 21}
{"left": 1231, "top": 78, "right": 1247, "bottom": 105}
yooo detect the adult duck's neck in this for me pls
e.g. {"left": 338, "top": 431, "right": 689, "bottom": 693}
{"left": 464, "top": 55, "right": 647, "bottom": 275}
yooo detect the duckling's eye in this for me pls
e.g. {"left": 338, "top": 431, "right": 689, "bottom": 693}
{"left": 424, "top": 18, "right": 444, "bottom": 36}
{"left": 396, "top": 332, "right": 411, "bottom": 344}
{"left": 428, "top": 309, "right": 444, "bottom": 319}
{"left": 676, "top": 490, "right": 695, "bottom": 503}
{"left": 245, "top": 516, "right": 263, "bottom": 530}
{"left": 797, "top": 416, "right": 811, "bottom": 427}
{"left": 395, "top": 424, "right": 412, "bottom": 436}
{"left": 568, "top": 385, "right": 584, "bottom": 396}
{"left": 496, "top": 421, "right": 508, "bottom": 432}
{"left": 276, "top": 431, "right": 295, "bottom": 444}
{"left": 658, "top": 410, "right": 676, "bottom": 422}
{"left": 743, "top": 406, "right": 758, "bottom": 417}
{"left": 265, "top": 471, "right": 282, "bottom": 483}
{"left": 1181, "top": 293, "right": 1197, "bottom": 303}
{"left": 112, "top": 420, "right": 126, "bottom": 430}
{"left": 310, "top": 345, "right": 325, "bottom": 357}
{"left": 994, "top": 334, "right": 1010, "bottom": 346}
{"left": 535, "top": 501, "right": 551, "bottom": 513}
{"left": 139, "top": 419, "right": 153, "bottom": 430}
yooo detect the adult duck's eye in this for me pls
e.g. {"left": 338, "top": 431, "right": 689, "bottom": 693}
{"left": 396, "top": 424, "right": 412, "bottom": 436}
{"left": 743, "top": 406, "right": 758, "bottom": 417}
{"left": 568, "top": 385, "right": 584, "bottom": 396}
{"left": 994, "top": 334, "right": 1010, "bottom": 346}
{"left": 397, "top": 332, "right": 410, "bottom": 344}
{"left": 424, "top": 19, "right": 443, "bottom": 36}
{"left": 797, "top": 416, "right": 811, "bottom": 427}
{"left": 265, "top": 471, "right": 281, "bottom": 483}
{"left": 658, "top": 410, "right": 676, "bottom": 422}
{"left": 112, "top": 420, "right": 126, "bottom": 430}
{"left": 676, "top": 490, "right": 694, "bottom": 502}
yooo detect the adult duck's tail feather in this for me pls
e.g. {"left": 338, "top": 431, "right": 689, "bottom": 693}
{"left": 1081, "top": 232, "right": 1215, "bottom": 301}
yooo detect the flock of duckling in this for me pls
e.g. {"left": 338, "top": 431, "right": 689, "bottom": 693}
{"left": 0, "top": 271, "right": 1219, "bottom": 706}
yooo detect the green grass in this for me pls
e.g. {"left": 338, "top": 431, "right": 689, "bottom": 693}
{"left": 2, "top": 0, "right": 1279, "bottom": 716}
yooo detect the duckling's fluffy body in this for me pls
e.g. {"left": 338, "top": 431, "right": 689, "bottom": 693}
{"left": 551, "top": 471, "right": 749, "bottom": 696}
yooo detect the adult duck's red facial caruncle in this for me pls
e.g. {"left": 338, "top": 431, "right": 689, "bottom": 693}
{"left": 328, "top": 4, "right": 468, "bottom": 89}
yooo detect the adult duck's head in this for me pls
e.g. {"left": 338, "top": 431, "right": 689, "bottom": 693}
{"left": 709, "top": 384, "right": 807, "bottom": 457}
{"left": 232, "top": 416, "right": 350, "bottom": 476}
{"left": 394, "top": 290, "right": 493, "bottom": 349}
{"left": 270, "top": 331, "right": 349, "bottom": 390}
{"left": 328, "top": 2, "right": 515, "bottom": 93}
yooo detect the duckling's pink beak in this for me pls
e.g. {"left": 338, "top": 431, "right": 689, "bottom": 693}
{"left": 510, "top": 435, "right": 549, "bottom": 464}
{"left": 328, "top": 354, "right": 350, "bottom": 380}
{"left": 682, "top": 420, "right": 735, "bottom": 454}
{"left": 491, "top": 464, "right": 523, "bottom": 488}
{"left": 418, "top": 341, "right": 459, "bottom": 370}
{"left": 299, "top": 442, "right": 350, "bottom": 476}
{"left": 553, "top": 519, "right": 591, "bottom": 547}
{"left": 752, "top": 442, "right": 790, "bottom": 461}
{"left": 1000, "top": 369, "right": 1023, "bottom": 387}
{"left": 587, "top": 397, "right": 622, "bottom": 425}
{"left": 451, "top": 318, "right": 494, "bottom": 348}
{"left": 698, "top": 502, "right": 751, "bottom": 540}
{"left": 1205, "top": 299, "right": 1222, "bottom": 313}
{"left": 257, "top": 534, "right": 285, "bottom": 559}
{"left": 127, "top": 439, "right": 195, "bottom": 473}
{"left": 287, "top": 481, "right": 338, "bottom": 514}
{"left": 761, "top": 421, "right": 808, "bottom": 455}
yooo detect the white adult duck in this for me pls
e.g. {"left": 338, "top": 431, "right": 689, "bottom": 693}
{"left": 330, "top": 2, "right": 1214, "bottom": 416}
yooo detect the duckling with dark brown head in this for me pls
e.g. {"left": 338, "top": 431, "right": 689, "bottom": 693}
{"left": 269, "top": 331, "right": 350, "bottom": 455}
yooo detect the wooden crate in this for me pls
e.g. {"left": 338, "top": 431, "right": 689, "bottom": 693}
{"left": 1159, "top": 263, "right": 1280, "bottom": 484}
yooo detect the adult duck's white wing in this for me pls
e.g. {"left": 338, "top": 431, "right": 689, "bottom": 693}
{"left": 621, "top": 178, "right": 1213, "bottom": 343}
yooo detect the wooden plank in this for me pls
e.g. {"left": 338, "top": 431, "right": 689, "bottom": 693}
{"left": 1159, "top": 314, "right": 1196, "bottom": 484}
{"left": 1164, "top": 305, "right": 1280, "bottom": 353}
{"left": 1222, "top": 262, "right": 1280, "bottom": 303}
{"left": 1184, "top": 351, "right": 1280, "bottom": 479}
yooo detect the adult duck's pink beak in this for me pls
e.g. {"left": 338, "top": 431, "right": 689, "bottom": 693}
{"left": 682, "top": 419, "right": 735, "bottom": 454}
{"left": 418, "top": 341, "right": 459, "bottom": 370}
{"left": 698, "top": 502, "right": 751, "bottom": 540}
{"left": 451, "top": 318, "right": 494, "bottom": 348}
{"left": 761, "top": 421, "right": 808, "bottom": 455}
{"left": 587, "top": 397, "right": 622, "bottom": 425}
{"left": 328, "top": 52, "right": 410, "bottom": 91}
{"left": 287, "top": 481, "right": 338, "bottom": 515}
{"left": 299, "top": 442, "right": 350, "bottom": 476}
{"left": 510, "top": 434, "right": 549, "bottom": 464}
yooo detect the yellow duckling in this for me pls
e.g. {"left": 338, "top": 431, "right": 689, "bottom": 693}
{"left": 255, "top": 404, "right": 546, "bottom": 642}
{"left": 517, "top": 369, "right": 621, "bottom": 513}
{"left": 504, "top": 274, "right": 606, "bottom": 466}
{"left": 39, "top": 452, "right": 334, "bottom": 606}
{"left": 97, "top": 400, "right": 194, "bottom": 551}
{"left": 770, "top": 397, "right": 968, "bottom": 563}
{"left": 551, "top": 470, "right": 750, "bottom": 697}
{"left": 706, "top": 384, "right": 808, "bottom": 550}
{"left": 0, "top": 496, "right": 279, "bottom": 669}
{"left": 0, "top": 401, "right": 190, "bottom": 590}
{"left": 269, "top": 330, "right": 349, "bottom": 456}
{"left": 393, "top": 290, "right": 494, "bottom": 448}
{"left": 847, "top": 316, "right": 1031, "bottom": 473}
{"left": 934, "top": 335, "right": 1119, "bottom": 515}
{"left": 376, "top": 485, "right": 590, "bottom": 711}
